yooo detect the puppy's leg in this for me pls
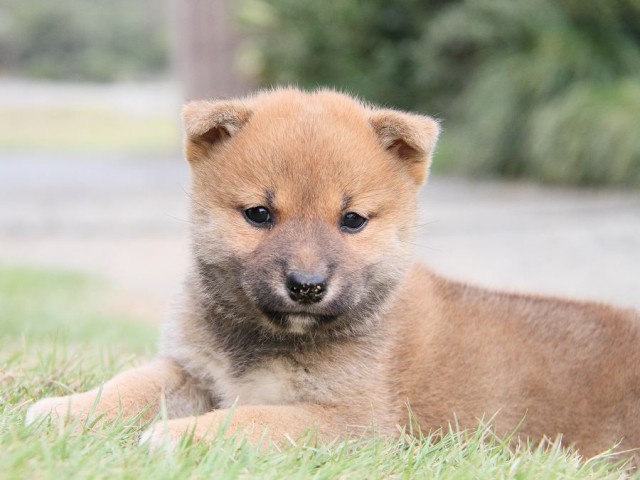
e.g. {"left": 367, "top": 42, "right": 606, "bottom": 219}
{"left": 141, "top": 404, "right": 357, "bottom": 449}
{"left": 25, "top": 357, "right": 191, "bottom": 426}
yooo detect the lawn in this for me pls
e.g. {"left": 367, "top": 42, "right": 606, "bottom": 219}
{"left": 0, "top": 266, "right": 634, "bottom": 479}
{"left": 0, "top": 107, "right": 179, "bottom": 155}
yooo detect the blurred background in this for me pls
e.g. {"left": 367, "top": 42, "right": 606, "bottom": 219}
{"left": 1, "top": 0, "right": 639, "bottom": 328}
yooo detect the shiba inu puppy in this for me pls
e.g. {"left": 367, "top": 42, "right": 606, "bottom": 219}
{"left": 27, "top": 88, "right": 640, "bottom": 460}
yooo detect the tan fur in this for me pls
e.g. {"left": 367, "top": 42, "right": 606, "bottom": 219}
{"left": 27, "top": 88, "right": 640, "bottom": 461}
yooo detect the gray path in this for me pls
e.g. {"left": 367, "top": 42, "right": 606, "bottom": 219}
{"left": 1, "top": 153, "right": 639, "bottom": 322}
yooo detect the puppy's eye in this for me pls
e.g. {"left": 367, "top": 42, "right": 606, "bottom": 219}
{"left": 340, "top": 212, "right": 368, "bottom": 233}
{"left": 243, "top": 206, "right": 273, "bottom": 227}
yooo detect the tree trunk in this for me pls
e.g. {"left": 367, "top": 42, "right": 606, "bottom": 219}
{"left": 172, "top": 0, "right": 253, "bottom": 101}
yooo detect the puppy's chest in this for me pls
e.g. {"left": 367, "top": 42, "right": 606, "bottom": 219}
{"left": 209, "top": 357, "right": 331, "bottom": 408}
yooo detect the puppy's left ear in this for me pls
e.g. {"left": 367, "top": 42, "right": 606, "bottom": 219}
{"left": 182, "top": 99, "right": 252, "bottom": 161}
{"left": 369, "top": 109, "right": 440, "bottom": 185}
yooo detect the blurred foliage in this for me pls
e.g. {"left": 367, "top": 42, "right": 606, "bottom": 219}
{"left": 238, "top": 0, "right": 441, "bottom": 110}
{"left": 0, "top": 0, "right": 169, "bottom": 82}
{"left": 241, "top": 0, "right": 640, "bottom": 187}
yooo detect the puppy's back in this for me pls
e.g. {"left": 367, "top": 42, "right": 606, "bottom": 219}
{"left": 389, "top": 263, "right": 640, "bottom": 456}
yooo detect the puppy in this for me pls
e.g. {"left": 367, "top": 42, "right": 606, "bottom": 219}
{"left": 27, "top": 88, "right": 640, "bottom": 459}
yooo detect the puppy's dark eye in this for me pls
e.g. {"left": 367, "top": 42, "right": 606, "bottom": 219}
{"left": 244, "top": 206, "right": 273, "bottom": 227}
{"left": 340, "top": 212, "right": 368, "bottom": 233}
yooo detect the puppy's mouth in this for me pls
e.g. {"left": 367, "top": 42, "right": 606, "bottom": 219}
{"left": 262, "top": 310, "right": 337, "bottom": 332}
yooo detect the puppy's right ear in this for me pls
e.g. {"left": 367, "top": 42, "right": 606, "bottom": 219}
{"left": 182, "top": 100, "right": 252, "bottom": 160}
{"left": 369, "top": 109, "right": 440, "bottom": 185}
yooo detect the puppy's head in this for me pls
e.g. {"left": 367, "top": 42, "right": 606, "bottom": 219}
{"left": 183, "top": 88, "right": 439, "bottom": 337}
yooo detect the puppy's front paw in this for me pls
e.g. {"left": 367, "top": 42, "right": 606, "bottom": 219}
{"left": 25, "top": 396, "right": 76, "bottom": 426}
{"left": 25, "top": 391, "right": 101, "bottom": 427}
{"left": 139, "top": 421, "right": 187, "bottom": 452}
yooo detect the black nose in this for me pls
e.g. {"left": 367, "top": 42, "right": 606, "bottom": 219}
{"left": 286, "top": 272, "right": 327, "bottom": 304}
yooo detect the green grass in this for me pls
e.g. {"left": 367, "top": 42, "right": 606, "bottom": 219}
{"left": 0, "top": 107, "right": 180, "bottom": 155}
{"left": 0, "top": 265, "right": 635, "bottom": 478}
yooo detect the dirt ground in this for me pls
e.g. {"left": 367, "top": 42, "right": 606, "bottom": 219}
{"left": 1, "top": 153, "right": 639, "bottom": 322}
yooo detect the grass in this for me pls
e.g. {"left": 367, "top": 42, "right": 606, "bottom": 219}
{"left": 0, "top": 107, "right": 180, "bottom": 155}
{"left": 0, "top": 265, "right": 636, "bottom": 478}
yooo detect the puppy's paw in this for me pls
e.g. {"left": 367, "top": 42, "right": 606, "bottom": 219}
{"left": 139, "top": 421, "right": 186, "bottom": 452}
{"left": 25, "top": 392, "right": 102, "bottom": 428}
{"left": 25, "top": 396, "right": 76, "bottom": 426}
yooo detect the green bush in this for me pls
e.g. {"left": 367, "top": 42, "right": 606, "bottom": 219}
{"left": 239, "top": 0, "right": 442, "bottom": 112}
{"left": 0, "top": 0, "right": 169, "bottom": 82}
{"left": 242, "top": 0, "right": 640, "bottom": 187}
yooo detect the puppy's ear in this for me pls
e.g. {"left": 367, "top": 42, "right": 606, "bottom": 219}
{"left": 369, "top": 109, "right": 440, "bottom": 184}
{"left": 182, "top": 100, "right": 252, "bottom": 160}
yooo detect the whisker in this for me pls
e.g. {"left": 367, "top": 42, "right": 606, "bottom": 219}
{"left": 182, "top": 187, "right": 210, "bottom": 212}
